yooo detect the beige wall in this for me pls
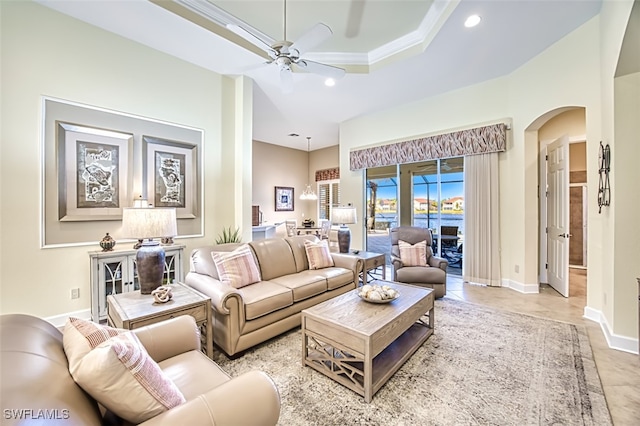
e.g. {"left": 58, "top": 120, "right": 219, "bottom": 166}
{"left": 252, "top": 141, "right": 308, "bottom": 225}
{"left": 0, "top": 2, "right": 250, "bottom": 319}
{"left": 570, "top": 143, "right": 587, "bottom": 172}
{"left": 251, "top": 142, "right": 340, "bottom": 226}
{"left": 339, "top": 3, "right": 638, "bottom": 349}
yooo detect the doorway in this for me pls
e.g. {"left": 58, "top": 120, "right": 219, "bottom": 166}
{"left": 536, "top": 108, "right": 588, "bottom": 299}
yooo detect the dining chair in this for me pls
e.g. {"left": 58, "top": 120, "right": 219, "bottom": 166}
{"left": 285, "top": 219, "right": 298, "bottom": 237}
{"left": 319, "top": 220, "right": 332, "bottom": 241}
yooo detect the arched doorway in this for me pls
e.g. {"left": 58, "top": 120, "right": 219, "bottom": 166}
{"left": 526, "top": 107, "right": 587, "bottom": 299}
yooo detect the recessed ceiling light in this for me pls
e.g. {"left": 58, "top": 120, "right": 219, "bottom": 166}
{"left": 464, "top": 15, "right": 481, "bottom": 28}
{"left": 324, "top": 78, "right": 335, "bottom": 87}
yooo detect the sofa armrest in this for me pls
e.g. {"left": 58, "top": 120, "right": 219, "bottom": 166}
{"left": 133, "top": 316, "right": 200, "bottom": 363}
{"left": 330, "top": 254, "right": 364, "bottom": 280}
{"left": 428, "top": 255, "right": 449, "bottom": 271}
{"left": 185, "top": 272, "right": 243, "bottom": 315}
{"left": 139, "top": 371, "right": 280, "bottom": 426}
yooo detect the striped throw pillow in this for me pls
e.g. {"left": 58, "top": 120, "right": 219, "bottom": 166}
{"left": 211, "top": 245, "right": 262, "bottom": 288}
{"left": 73, "top": 331, "right": 186, "bottom": 424}
{"left": 398, "top": 239, "right": 428, "bottom": 267}
{"left": 63, "top": 317, "right": 125, "bottom": 376}
{"left": 304, "top": 239, "right": 334, "bottom": 270}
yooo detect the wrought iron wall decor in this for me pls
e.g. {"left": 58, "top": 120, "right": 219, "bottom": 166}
{"left": 597, "top": 141, "right": 610, "bottom": 214}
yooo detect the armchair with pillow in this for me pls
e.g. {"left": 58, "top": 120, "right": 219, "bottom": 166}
{"left": 390, "top": 226, "right": 448, "bottom": 298}
{"left": 0, "top": 313, "right": 280, "bottom": 425}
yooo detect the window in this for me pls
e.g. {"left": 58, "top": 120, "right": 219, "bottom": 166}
{"left": 318, "top": 180, "right": 340, "bottom": 221}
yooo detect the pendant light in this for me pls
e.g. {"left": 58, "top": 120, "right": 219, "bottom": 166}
{"left": 300, "top": 136, "right": 318, "bottom": 200}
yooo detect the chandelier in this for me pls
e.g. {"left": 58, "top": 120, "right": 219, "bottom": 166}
{"left": 300, "top": 136, "right": 317, "bottom": 200}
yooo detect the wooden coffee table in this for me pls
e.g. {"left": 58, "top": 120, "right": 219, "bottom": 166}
{"left": 301, "top": 280, "right": 434, "bottom": 402}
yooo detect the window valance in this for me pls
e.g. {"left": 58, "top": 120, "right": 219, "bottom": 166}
{"left": 315, "top": 167, "right": 339, "bottom": 181}
{"left": 349, "top": 123, "right": 507, "bottom": 171}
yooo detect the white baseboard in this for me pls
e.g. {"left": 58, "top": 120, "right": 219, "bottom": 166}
{"left": 583, "top": 306, "right": 639, "bottom": 354}
{"left": 501, "top": 279, "right": 540, "bottom": 294}
{"left": 44, "top": 309, "right": 92, "bottom": 328}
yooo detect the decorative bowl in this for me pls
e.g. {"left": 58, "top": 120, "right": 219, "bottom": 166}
{"left": 357, "top": 284, "right": 400, "bottom": 304}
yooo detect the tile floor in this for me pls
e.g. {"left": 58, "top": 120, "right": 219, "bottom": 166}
{"left": 440, "top": 269, "right": 639, "bottom": 425}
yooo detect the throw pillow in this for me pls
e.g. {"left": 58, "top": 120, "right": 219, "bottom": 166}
{"left": 211, "top": 244, "right": 262, "bottom": 288}
{"left": 73, "top": 331, "right": 186, "bottom": 424}
{"left": 398, "top": 239, "right": 428, "bottom": 267}
{"left": 63, "top": 317, "right": 125, "bottom": 375}
{"left": 304, "top": 239, "right": 334, "bottom": 270}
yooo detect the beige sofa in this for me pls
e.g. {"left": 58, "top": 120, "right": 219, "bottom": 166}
{"left": 0, "top": 313, "right": 280, "bottom": 425}
{"left": 185, "top": 235, "right": 362, "bottom": 357}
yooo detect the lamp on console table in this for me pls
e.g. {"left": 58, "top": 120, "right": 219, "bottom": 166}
{"left": 332, "top": 206, "right": 357, "bottom": 254}
{"left": 122, "top": 207, "right": 177, "bottom": 295}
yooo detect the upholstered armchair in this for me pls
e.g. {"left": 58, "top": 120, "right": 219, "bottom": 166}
{"left": 390, "top": 226, "right": 448, "bottom": 298}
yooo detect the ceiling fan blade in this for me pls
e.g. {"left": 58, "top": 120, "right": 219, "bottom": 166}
{"left": 346, "top": 0, "right": 366, "bottom": 38}
{"left": 227, "top": 23, "right": 274, "bottom": 54}
{"left": 296, "top": 59, "right": 346, "bottom": 80}
{"left": 289, "top": 23, "right": 333, "bottom": 56}
{"left": 280, "top": 67, "right": 294, "bottom": 94}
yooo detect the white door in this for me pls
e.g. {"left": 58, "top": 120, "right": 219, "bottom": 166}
{"left": 546, "top": 135, "right": 570, "bottom": 297}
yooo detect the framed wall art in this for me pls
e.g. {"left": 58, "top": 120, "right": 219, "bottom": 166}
{"left": 275, "top": 186, "right": 294, "bottom": 211}
{"left": 143, "top": 136, "right": 199, "bottom": 219}
{"left": 42, "top": 97, "right": 204, "bottom": 248}
{"left": 57, "top": 122, "right": 133, "bottom": 221}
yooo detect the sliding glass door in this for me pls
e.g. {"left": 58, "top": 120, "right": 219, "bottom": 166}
{"left": 365, "top": 158, "right": 464, "bottom": 275}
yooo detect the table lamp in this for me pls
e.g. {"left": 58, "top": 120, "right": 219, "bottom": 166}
{"left": 331, "top": 206, "right": 357, "bottom": 253}
{"left": 122, "top": 207, "right": 177, "bottom": 294}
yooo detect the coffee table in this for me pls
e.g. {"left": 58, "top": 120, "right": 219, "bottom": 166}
{"left": 301, "top": 280, "right": 434, "bottom": 402}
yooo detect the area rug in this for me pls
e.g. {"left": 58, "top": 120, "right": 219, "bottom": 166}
{"left": 212, "top": 298, "right": 612, "bottom": 426}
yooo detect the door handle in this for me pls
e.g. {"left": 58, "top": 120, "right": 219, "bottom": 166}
{"left": 558, "top": 233, "right": 573, "bottom": 238}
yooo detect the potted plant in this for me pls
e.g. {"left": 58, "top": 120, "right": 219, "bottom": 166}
{"left": 215, "top": 227, "right": 242, "bottom": 244}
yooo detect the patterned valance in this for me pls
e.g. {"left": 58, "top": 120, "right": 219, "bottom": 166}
{"left": 315, "top": 167, "right": 339, "bottom": 181}
{"left": 349, "top": 123, "right": 507, "bottom": 170}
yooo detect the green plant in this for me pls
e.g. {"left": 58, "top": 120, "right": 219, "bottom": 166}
{"left": 215, "top": 226, "right": 242, "bottom": 244}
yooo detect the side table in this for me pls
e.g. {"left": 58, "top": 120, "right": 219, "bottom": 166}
{"left": 107, "top": 282, "right": 213, "bottom": 358}
{"left": 343, "top": 251, "right": 386, "bottom": 284}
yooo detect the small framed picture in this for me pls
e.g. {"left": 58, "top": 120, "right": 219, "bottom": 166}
{"left": 275, "top": 186, "right": 294, "bottom": 211}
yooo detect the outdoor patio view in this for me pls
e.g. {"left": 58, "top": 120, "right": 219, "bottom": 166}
{"left": 365, "top": 158, "right": 464, "bottom": 276}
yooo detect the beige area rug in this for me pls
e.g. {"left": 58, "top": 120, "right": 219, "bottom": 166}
{"left": 213, "top": 298, "right": 612, "bottom": 426}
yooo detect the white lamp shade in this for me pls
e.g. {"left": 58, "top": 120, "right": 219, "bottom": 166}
{"left": 331, "top": 206, "right": 357, "bottom": 225}
{"left": 122, "top": 207, "right": 177, "bottom": 239}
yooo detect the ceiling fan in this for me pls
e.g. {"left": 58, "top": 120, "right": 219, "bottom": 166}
{"left": 227, "top": 0, "right": 346, "bottom": 93}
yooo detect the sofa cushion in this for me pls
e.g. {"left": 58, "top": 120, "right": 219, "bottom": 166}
{"left": 398, "top": 239, "right": 428, "bottom": 267}
{"left": 238, "top": 281, "right": 294, "bottom": 320}
{"left": 304, "top": 239, "right": 334, "bottom": 269}
{"left": 63, "top": 317, "right": 124, "bottom": 374}
{"left": 271, "top": 271, "right": 327, "bottom": 302}
{"left": 397, "top": 265, "right": 446, "bottom": 284}
{"left": 311, "top": 267, "right": 355, "bottom": 290}
{"left": 285, "top": 235, "right": 318, "bottom": 272}
{"left": 191, "top": 243, "right": 242, "bottom": 279}
{"left": 249, "top": 238, "right": 298, "bottom": 280}
{"left": 159, "top": 350, "right": 231, "bottom": 400}
{"left": 73, "top": 331, "right": 186, "bottom": 424}
{"left": 212, "top": 245, "right": 262, "bottom": 288}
